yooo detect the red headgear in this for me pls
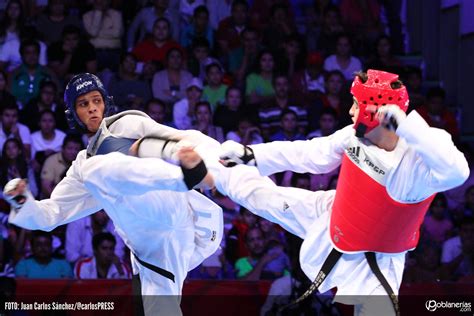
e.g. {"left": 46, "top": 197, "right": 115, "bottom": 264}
{"left": 350, "top": 69, "right": 409, "bottom": 137}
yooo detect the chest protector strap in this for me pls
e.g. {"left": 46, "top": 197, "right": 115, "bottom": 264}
{"left": 330, "top": 154, "right": 434, "bottom": 253}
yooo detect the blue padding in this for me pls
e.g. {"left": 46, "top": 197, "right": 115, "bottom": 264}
{"left": 96, "top": 137, "right": 137, "bottom": 156}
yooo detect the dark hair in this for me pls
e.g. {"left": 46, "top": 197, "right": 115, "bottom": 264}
{"left": 205, "top": 62, "right": 222, "bottom": 75}
{"left": 320, "top": 106, "right": 338, "bottom": 119}
{"left": 272, "top": 73, "right": 289, "bottom": 86}
{"left": 62, "top": 24, "right": 81, "bottom": 37}
{"left": 92, "top": 232, "right": 116, "bottom": 250}
{"left": 165, "top": 47, "right": 184, "bottom": 61}
{"left": 225, "top": 86, "right": 241, "bottom": 98}
{"left": 0, "top": 138, "right": 28, "bottom": 187}
{"left": 256, "top": 50, "right": 274, "bottom": 73}
{"left": 153, "top": 17, "right": 171, "bottom": 39}
{"left": 241, "top": 27, "right": 258, "bottom": 40}
{"left": 195, "top": 100, "right": 212, "bottom": 113}
{"left": 120, "top": 52, "right": 137, "bottom": 64}
{"left": 426, "top": 87, "right": 446, "bottom": 101}
{"left": 39, "top": 109, "right": 55, "bottom": 121}
{"left": 192, "top": 37, "right": 210, "bottom": 50}
{"left": 280, "top": 108, "right": 297, "bottom": 121}
{"left": 232, "top": 0, "right": 249, "bottom": 11}
{"left": 19, "top": 39, "right": 40, "bottom": 56}
{"left": 193, "top": 5, "right": 209, "bottom": 17}
{"left": 62, "top": 134, "right": 83, "bottom": 148}
{"left": 1, "top": 102, "right": 19, "bottom": 114}
{"left": 31, "top": 231, "right": 52, "bottom": 245}
{"left": 40, "top": 80, "right": 57, "bottom": 92}
{"left": 324, "top": 70, "right": 345, "bottom": 83}
{"left": 270, "top": 4, "right": 289, "bottom": 18}
{"left": 145, "top": 98, "right": 166, "bottom": 112}
{"left": 431, "top": 192, "right": 447, "bottom": 209}
{"left": 0, "top": 0, "right": 25, "bottom": 39}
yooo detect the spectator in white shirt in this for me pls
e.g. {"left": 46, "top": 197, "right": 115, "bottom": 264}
{"left": 323, "top": 33, "right": 362, "bottom": 81}
{"left": 30, "top": 109, "right": 65, "bottom": 161}
{"left": 74, "top": 232, "right": 131, "bottom": 279}
{"left": 0, "top": 102, "right": 31, "bottom": 159}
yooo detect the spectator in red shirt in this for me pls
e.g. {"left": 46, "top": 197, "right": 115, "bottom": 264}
{"left": 132, "top": 17, "right": 182, "bottom": 66}
{"left": 217, "top": 0, "right": 250, "bottom": 55}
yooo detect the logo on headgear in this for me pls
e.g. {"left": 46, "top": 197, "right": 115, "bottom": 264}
{"left": 76, "top": 81, "right": 93, "bottom": 91}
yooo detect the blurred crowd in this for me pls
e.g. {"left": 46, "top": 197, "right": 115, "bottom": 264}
{"left": 0, "top": 1, "right": 472, "bottom": 309}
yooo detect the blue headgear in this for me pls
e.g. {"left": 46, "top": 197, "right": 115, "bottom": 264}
{"left": 64, "top": 73, "right": 115, "bottom": 132}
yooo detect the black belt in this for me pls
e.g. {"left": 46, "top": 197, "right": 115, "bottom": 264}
{"left": 281, "top": 248, "right": 400, "bottom": 316}
{"left": 133, "top": 253, "right": 175, "bottom": 283}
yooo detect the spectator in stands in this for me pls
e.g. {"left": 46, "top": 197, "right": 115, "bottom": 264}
{"left": 258, "top": 74, "right": 308, "bottom": 140}
{"left": 225, "top": 207, "right": 257, "bottom": 265}
{"left": 440, "top": 217, "right": 474, "bottom": 281}
{"left": 30, "top": 110, "right": 66, "bottom": 167}
{"left": 258, "top": 217, "right": 285, "bottom": 247}
{"left": 403, "top": 242, "right": 442, "bottom": 283}
{"left": 291, "top": 51, "right": 325, "bottom": 105}
{"left": 194, "top": 101, "right": 224, "bottom": 143}
{"left": 20, "top": 80, "right": 67, "bottom": 132}
{"left": 307, "top": 106, "right": 339, "bottom": 139}
{"left": 202, "top": 59, "right": 227, "bottom": 112}
{"left": 40, "top": 134, "right": 82, "bottom": 198}
{"left": 74, "top": 232, "right": 131, "bottom": 279}
{"left": 66, "top": 210, "right": 126, "bottom": 264}
{"left": 245, "top": 50, "right": 276, "bottom": 106}
{"left": 277, "top": 33, "right": 305, "bottom": 79}
{"left": 323, "top": 33, "right": 362, "bottom": 81}
{"left": 15, "top": 231, "right": 72, "bottom": 279}
{"left": 235, "top": 227, "right": 289, "bottom": 280}
{"left": 216, "top": 0, "right": 249, "bottom": 55}
{"left": 225, "top": 116, "right": 263, "bottom": 145}
{"left": 339, "top": 0, "right": 383, "bottom": 56}
{"left": 187, "top": 37, "right": 210, "bottom": 79}
{"left": 452, "top": 185, "right": 474, "bottom": 228}
{"left": 403, "top": 66, "right": 426, "bottom": 112}
{"left": 319, "top": 70, "right": 353, "bottom": 126}
{"left": 417, "top": 87, "right": 460, "bottom": 139}
{"left": 180, "top": 5, "right": 214, "bottom": 51}
{"left": 0, "top": 103, "right": 31, "bottom": 158}
{"left": 249, "top": 0, "right": 293, "bottom": 32}
{"left": 214, "top": 86, "right": 247, "bottom": 135}
{"left": 366, "top": 35, "right": 402, "bottom": 73}
{"left": 9, "top": 40, "right": 56, "bottom": 107}
{"left": 228, "top": 27, "right": 261, "bottom": 84}
{"left": 144, "top": 98, "right": 172, "bottom": 126}
{"left": 314, "top": 5, "right": 344, "bottom": 56}
{"left": 132, "top": 17, "right": 182, "bottom": 66}
{"left": 173, "top": 77, "right": 203, "bottom": 130}
{"left": 0, "top": 138, "right": 37, "bottom": 198}
{"left": 152, "top": 47, "right": 192, "bottom": 107}
{"left": 422, "top": 193, "right": 454, "bottom": 245}
{"left": 0, "top": 25, "right": 48, "bottom": 73}
{"left": 107, "top": 53, "right": 152, "bottom": 111}
{"left": 47, "top": 25, "right": 97, "bottom": 83}
{"left": 270, "top": 109, "right": 306, "bottom": 141}
{"left": 34, "top": 0, "right": 82, "bottom": 45}
{"left": 82, "top": 0, "right": 123, "bottom": 72}
{"left": 0, "top": 70, "right": 16, "bottom": 113}
{"left": 262, "top": 4, "right": 297, "bottom": 53}
{"left": 0, "top": 0, "right": 24, "bottom": 47}
{"left": 127, "top": 0, "right": 180, "bottom": 50}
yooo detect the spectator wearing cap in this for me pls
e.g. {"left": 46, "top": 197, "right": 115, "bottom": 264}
{"left": 151, "top": 47, "right": 193, "bottom": 107}
{"left": 180, "top": 5, "right": 214, "bottom": 51}
{"left": 173, "top": 77, "right": 203, "bottom": 130}
{"left": 292, "top": 52, "right": 325, "bottom": 97}
{"left": 202, "top": 59, "right": 228, "bottom": 112}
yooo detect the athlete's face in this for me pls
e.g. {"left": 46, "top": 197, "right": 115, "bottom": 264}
{"left": 75, "top": 91, "right": 105, "bottom": 133}
{"left": 349, "top": 97, "right": 360, "bottom": 124}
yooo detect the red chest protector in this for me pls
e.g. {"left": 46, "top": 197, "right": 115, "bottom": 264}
{"left": 329, "top": 154, "right": 434, "bottom": 254}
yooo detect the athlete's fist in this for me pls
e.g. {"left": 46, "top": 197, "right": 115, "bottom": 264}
{"left": 219, "top": 140, "right": 256, "bottom": 167}
{"left": 3, "top": 178, "right": 29, "bottom": 210}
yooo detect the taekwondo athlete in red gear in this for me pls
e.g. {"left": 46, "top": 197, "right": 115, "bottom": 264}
{"left": 217, "top": 69, "right": 469, "bottom": 316}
